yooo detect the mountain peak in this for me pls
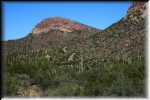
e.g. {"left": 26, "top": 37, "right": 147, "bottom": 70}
{"left": 32, "top": 17, "right": 90, "bottom": 35}
{"left": 123, "top": 1, "right": 147, "bottom": 22}
{"left": 127, "top": 2, "right": 146, "bottom": 17}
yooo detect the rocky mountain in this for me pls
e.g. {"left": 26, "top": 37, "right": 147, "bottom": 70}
{"left": 4, "top": 17, "right": 101, "bottom": 53}
{"left": 32, "top": 17, "right": 100, "bottom": 34}
{"left": 3, "top": 2, "right": 147, "bottom": 97}
{"left": 91, "top": 1, "right": 146, "bottom": 59}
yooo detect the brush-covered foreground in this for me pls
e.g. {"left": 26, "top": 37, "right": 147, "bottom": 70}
{"left": 4, "top": 48, "right": 145, "bottom": 97}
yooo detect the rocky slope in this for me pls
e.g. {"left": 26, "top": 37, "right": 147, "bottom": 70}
{"left": 91, "top": 1, "right": 146, "bottom": 59}
{"left": 32, "top": 17, "right": 100, "bottom": 34}
{"left": 4, "top": 17, "right": 101, "bottom": 54}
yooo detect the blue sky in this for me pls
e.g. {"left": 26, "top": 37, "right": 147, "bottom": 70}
{"left": 3, "top": 2, "right": 132, "bottom": 40}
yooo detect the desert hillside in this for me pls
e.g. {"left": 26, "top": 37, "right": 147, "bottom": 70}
{"left": 3, "top": 2, "right": 147, "bottom": 97}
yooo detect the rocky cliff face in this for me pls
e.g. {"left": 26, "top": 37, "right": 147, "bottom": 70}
{"left": 124, "top": 2, "right": 147, "bottom": 23}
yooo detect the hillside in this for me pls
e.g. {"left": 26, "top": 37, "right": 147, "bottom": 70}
{"left": 3, "top": 2, "right": 147, "bottom": 97}
{"left": 91, "top": 1, "right": 146, "bottom": 59}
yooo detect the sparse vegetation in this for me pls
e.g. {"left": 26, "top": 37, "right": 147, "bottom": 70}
{"left": 4, "top": 47, "right": 145, "bottom": 97}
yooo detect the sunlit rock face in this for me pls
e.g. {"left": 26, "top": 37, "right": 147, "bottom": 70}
{"left": 124, "top": 2, "right": 147, "bottom": 21}
{"left": 32, "top": 17, "right": 90, "bottom": 35}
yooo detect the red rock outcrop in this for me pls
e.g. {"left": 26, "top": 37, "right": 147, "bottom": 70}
{"left": 32, "top": 17, "right": 89, "bottom": 34}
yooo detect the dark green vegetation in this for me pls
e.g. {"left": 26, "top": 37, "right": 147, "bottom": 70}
{"left": 3, "top": 2, "right": 146, "bottom": 97}
{"left": 4, "top": 49, "right": 145, "bottom": 96}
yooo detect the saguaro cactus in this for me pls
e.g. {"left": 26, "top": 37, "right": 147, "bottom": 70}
{"left": 68, "top": 53, "right": 76, "bottom": 62}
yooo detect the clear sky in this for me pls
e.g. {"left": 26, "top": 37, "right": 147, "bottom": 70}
{"left": 3, "top": 2, "right": 132, "bottom": 40}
